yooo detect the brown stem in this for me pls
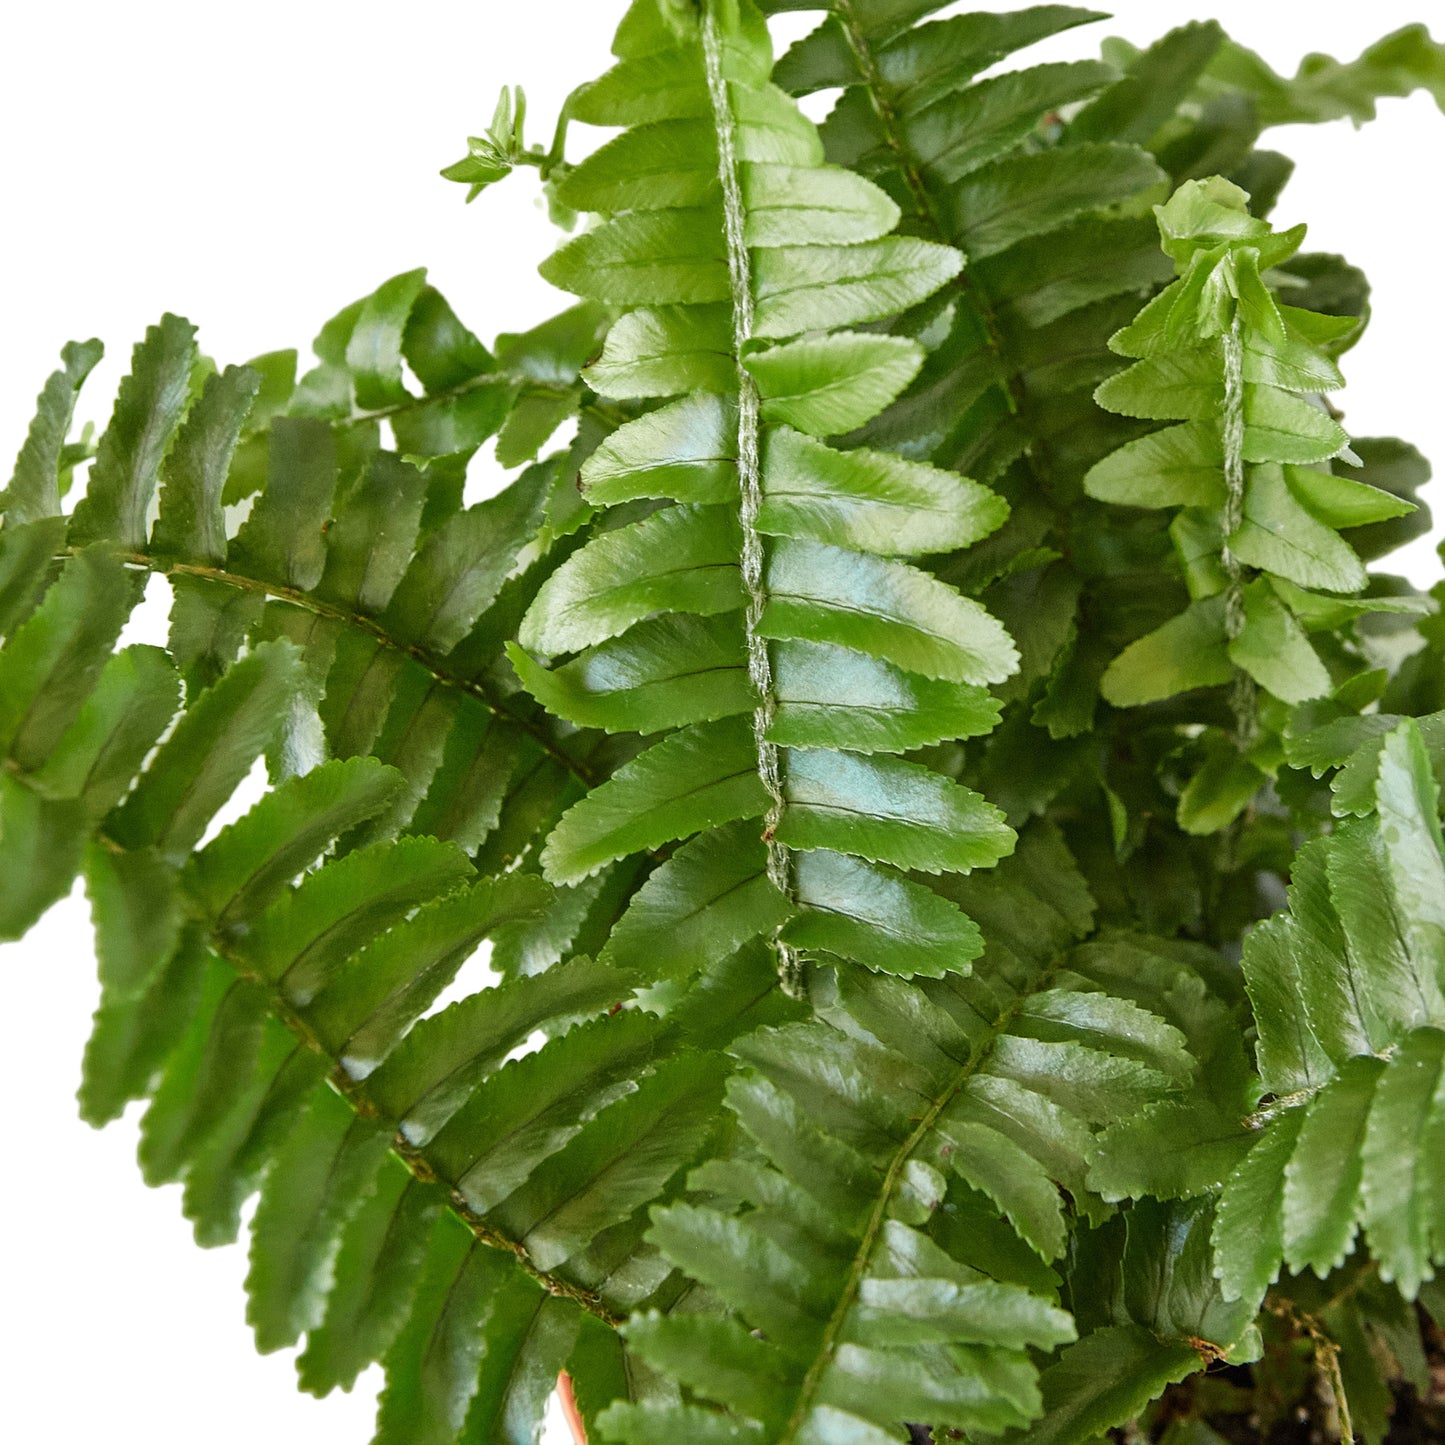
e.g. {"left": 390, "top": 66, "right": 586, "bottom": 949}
{"left": 558, "top": 1372, "right": 588, "bottom": 1445}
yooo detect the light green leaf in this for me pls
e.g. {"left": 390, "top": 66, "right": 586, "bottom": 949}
{"left": 762, "top": 538, "right": 1019, "bottom": 686}
{"left": 599, "top": 820, "right": 789, "bottom": 979}
{"left": 1230, "top": 580, "right": 1331, "bottom": 703}
{"left": 1286, "top": 463, "right": 1414, "bottom": 528}
{"left": 776, "top": 749, "right": 1014, "bottom": 875}
{"left": 759, "top": 426, "right": 1006, "bottom": 556}
{"left": 747, "top": 333, "right": 924, "bottom": 437}
{"left": 521, "top": 504, "right": 743, "bottom": 656}
{"left": 786, "top": 849, "right": 982, "bottom": 978}
{"left": 582, "top": 394, "right": 737, "bottom": 506}
{"left": 1100, "top": 595, "right": 1231, "bottom": 707}
{"left": 1229, "top": 464, "right": 1366, "bottom": 594}
{"left": 751, "top": 237, "right": 961, "bottom": 338}
{"left": 769, "top": 639, "right": 1002, "bottom": 754}
{"left": 1083, "top": 422, "right": 1225, "bottom": 510}
{"left": 541, "top": 717, "right": 769, "bottom": 885}
{"left": 508, "top": 613, "right": 752, "bottom": 734}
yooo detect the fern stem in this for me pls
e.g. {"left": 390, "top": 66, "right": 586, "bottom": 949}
{"left": 700, "top": 0, "right": 801, "bottom": 994}
{"left": 1220, "top": 316, "right": 1258, "bottom": 749}
{"left": 778, "top": 951, "right": 1070, "bottom": 1444}
{"left": 84, "top": 546, "right": 600, "bottom": 789}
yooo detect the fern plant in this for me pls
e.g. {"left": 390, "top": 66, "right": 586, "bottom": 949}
{"left": 6, "top": 2, "right": 1445, "bottom": 1443}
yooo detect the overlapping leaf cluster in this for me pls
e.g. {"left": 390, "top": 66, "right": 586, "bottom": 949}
{"left": 6, "top": 1, "right": 1445, "bottom": 1443}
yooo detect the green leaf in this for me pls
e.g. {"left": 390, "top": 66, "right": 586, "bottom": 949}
{"left": 1230, "top": 579, "right": 1331, "bottom": 703}
{"left": 69, "top": 314, "right": 197, "bottom": 548}
{"left": 229, "top": 416, "right": 339, "bottom": 592}
{"left": 1211, "top": 1109, "right": 1303, "bottom": 1304}
{"left": 751, "top": 237, "right": 961, "bottom": 338}
{"left": 315, "top": 452, "right": 429, "bottom": 614}
{"left": 508, "top": 613, "right": 752, "bottom": 735}
{"left": 109, "top": 640, "right": 304, "bottom": 860}
{"left": 770, "top": 639, "right": 1002, "bottom": 753}
{"left": 540, "top": 717, "right": 768, "bottom": 885}
{"left": 493, "top": 1052, "right": 725, "bottom": 1270}
{"left": 248, "top": 846, "right": 473, "bottom": 1017}
{"left": 1286, "top": 463, "right": 1414, "bottom": 528}
{"left": 296, "top": 1167, "right": 444, "bottom": 1395}
{"left": 0, "top": 545, "right": 140, "bottom": 769}
{"left": 522, "top": 504, "right": 744, "bottom": 656}
{"left": 1229, "top": 464, "right": 1366, "bottom": 594}
{"left": 910, "top": 59, "right": 1115, "bottom": 182}
{"left": 582, "top": 394, "right": 737, "bottom": 506}
{"left": 998, "top": 1325, "right": 1200, "bottom": 1445}
{"left": 1083, "top": 422, "right": 1225, "bottom": 510}
{"left": 371, "top": 1224, "right": 511, "bottom": 1445}
{"left": 758, "top": 426, "right": 1007, "bottom": 556}
{"left": 245, "top": 1089, "right": 391, "bottom": 1351}
{"left": 306, "top": 874, "right": 557, "bottom": 1077}
{"left": 761, "top": 538, "right": 1018, "bottom": 687}
{"left": 345, "top": 268, "right": 429, "bottom": 410}
{"left": 1373, "top": 722, "right": 1445, "bottom": 993}
{"left": 600, "top": 820, "right": 789, "bottom": 979}
{"left": 382, "top": 466, "right": 552, "bottom": 652}
{"left": 1100, "top": 596, "right": 1232, "bottom": 707}
{"left": 785, "top": 849, "right": 982, "bottom": 977}
{"left": 1071, "top": 20, "right": 1224, "bottom": 144}
{"left": 1361, "top": 1027, "right": 1445, "bottom": 1298}
{"left": 540, "top": 208, "right": 729, "bottom": 307}
{"left": 1284, "top": 1057, "right": 1383, "bottom": 1275}
{"left": 3, "top": 337, "right": 104, "bottom": 523}
{"left": 79, "top": 924, "right": 207, "bottom": 1127}
{"left": 152, "top": 364, "right": 263, "bottom": 564}
{"left": 31, "top": 643, "right": 179, "bottom": 812}
{"left": 776, "top": 749, "right": 1014, "bottom": 875}
{"left": 746, "top": 333, "right": 924, "bottom": 437}
{"left": 0, "top": 775, "right": 86, "bottom": 939}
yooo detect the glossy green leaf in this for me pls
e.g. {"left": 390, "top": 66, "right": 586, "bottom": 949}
{"left": 541, "top": 717, "right": 768, "bottom": 885}
{"left": 786, "top": 849, "right": 982, "bottom": 977}
{"left": 761, "top": 538, "right": 1018, "bottom": 686}
{"left": 776, "top": 748, "right": 1014, "bottom": 875}
{"left": 522, "top": 505, "right": 743, "bottom": 656}
{"left": 3, "top": 337, "right": 104, "bottom": 523}
{"left": 68, "top": 314, "right": 197, "bottom": 548}
{"left": 747, "top": 333, "right": 924, "bottom": 437}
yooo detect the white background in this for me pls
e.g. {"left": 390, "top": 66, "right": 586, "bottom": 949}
{"left": 1, "top": 3, "right": 1443, "bottom": 1442}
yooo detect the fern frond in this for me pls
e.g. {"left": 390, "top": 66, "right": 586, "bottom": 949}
{"left": 1201, "top": 719, "right": 1445, "bottom": 1306}
{"left": 597, "top": 824, "right": 1243, "bottom": 1443}
{"left": 513, "top": 0, "right": 1019, "bottom": 991}
{"left": 0, "top": 276, "right": 800, "bottom": 1441}
{"left": 1081, "top": 177, "right": 1433, "bottom": 838}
